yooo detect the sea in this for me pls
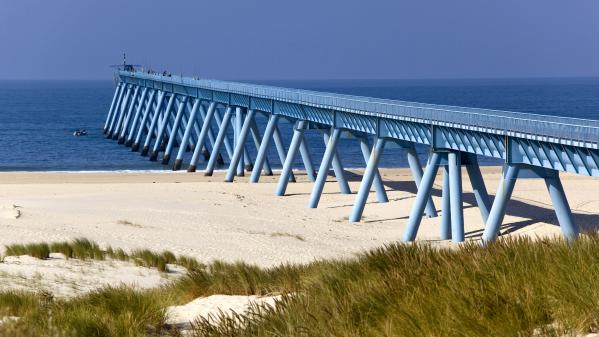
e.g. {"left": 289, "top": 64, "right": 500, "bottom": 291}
{"left": 0, "top": 78, "right": 598, "bottom": 172}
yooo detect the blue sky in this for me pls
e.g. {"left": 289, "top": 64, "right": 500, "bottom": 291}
{"left": 0, "top": 0, "right": 597, "bottom": 80}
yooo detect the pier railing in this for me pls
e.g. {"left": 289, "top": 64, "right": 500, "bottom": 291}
{"left": 121, "top": 71, "right": 599, "bottom": 146}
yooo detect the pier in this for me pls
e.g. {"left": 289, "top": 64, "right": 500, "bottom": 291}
{"left": 103, "top": 70, "right": 599, "bottom": 243}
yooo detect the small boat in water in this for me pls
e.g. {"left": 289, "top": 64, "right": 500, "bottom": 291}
{"left": 73, "top": 129, "right": 88, "bottom": 136}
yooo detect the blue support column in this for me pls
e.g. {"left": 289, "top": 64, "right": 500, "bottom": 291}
{"left": 188, "top": 102, "right": 219, "bottom": 172}
{"left": 275, "top": 120, "right": 307, "bottom": 196}
{"left": 174, "top": 99, "right": 204, "bottom": 170}
{"left": 148, "top": 94, "right": 176, "bottom": 160}
{"left": 545, "top": 174, "right": 579, "bottom": 240}
{"left": 132, "top": 91, "right": 160, "bottom": 152}
{"left": 273, "top": 125, "right": 296, "bottom": 183}
{"left": 108, "top": 85, "right": 131, "bottom": 138}
{"left": 214, "top": 108, "right": 234, "bottom": 160}
{"left": 104, "top": 83, "right": 123, "bottom": 134}
{"left": 196, "top": 104, "right": 217, "bottom": 159}
{"left": 251, "top": 114, "right": 279, "bottom": 183}
{"left": 448, "top": 151, "right": 464, "bottom": 243}
{"left": 308, "top": 128, "right": 343, "bottom": 208}
{"left": 441, "top": 166, "right": 452, "bottom": 240}
{"left": 299, "top": 139, "right": 317, "bottom": 182}
{"left": 226, "top": 109, "right": 256, "bottom": 182}
{"left": 106, "top": 84, "right": 126, "bottom": 136}
{"left": 465, "top": 155, "right": 492, "bottom": 223}
{"left": 249, "top": 117, "right": 273, "bottom": 176}
{"left": 358, "top": 136, "right": 388, "bottom": 203}
{"left": 139, "top": 91, "right": 166, "bottom": 155}
{"left": 161, "top": 96, "right": 188, "bottom": 165}
{"left": 123, "top": 88, "right": 149, "bottom": 146}
{"left": 406, "top": 145, "right": 438, "bottom": 217}
{"left": 204, "top": 107, "right": 233, "bottom": 175}
{"left": 234, "top": 107, "right": 245, "bottom": 176}
{"left": 349, "top": 138, "right": 386, "bottom": 222}
{"left": 403, "top": 152, "right": 442, "bottom": 242}
{"left": 481, "top": 165, "right": 520, "bottom": 243}
{"left": 323, "top": 131, "right": 351, "bottom": 195}
{"left": 116, "top": 86, "right": 140, "bottom": 142}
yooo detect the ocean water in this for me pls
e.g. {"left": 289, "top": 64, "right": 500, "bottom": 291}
{"left": 0, "top": 78, "right": 598, "bottom": 172}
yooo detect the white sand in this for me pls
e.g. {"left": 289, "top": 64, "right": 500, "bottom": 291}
{"left": 0, "top": 168, "right": 598, "bottom": 269}
{"left": 166, "top": 294, "right": 280, "bottom": 330}
{"left": 0, "top": 253, "right": 184, "bottom": 298}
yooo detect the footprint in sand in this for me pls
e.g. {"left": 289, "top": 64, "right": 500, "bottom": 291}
{"left": 0, "top": 205, "right": 22, "bottom": 219}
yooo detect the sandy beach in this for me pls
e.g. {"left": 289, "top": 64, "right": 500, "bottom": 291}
{"left": 1, "top": 167, "right": 598, "bottom": 268}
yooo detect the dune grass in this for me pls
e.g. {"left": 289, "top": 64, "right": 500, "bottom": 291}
{"left": 1, "top": 236, "right": 599, "bottom": 336}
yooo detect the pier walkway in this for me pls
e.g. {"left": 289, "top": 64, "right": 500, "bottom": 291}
{"left": 103, "top": 71, "right": 599, "bottom": 243}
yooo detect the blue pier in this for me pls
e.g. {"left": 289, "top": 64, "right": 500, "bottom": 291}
{"left": 104, "top": 70, "right": 599, "bottom": 243}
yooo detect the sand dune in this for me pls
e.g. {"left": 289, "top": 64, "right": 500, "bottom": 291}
{"left": 0, "top": 168, "right": 597, "bottom": 267}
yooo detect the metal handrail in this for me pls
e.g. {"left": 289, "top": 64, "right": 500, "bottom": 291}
{"left": 120, "top": 71, "right": 599, "bottom": 144}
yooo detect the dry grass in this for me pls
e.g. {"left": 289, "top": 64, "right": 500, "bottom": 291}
{"left": 2, "top": 236, "right": 599, "bottom": 336}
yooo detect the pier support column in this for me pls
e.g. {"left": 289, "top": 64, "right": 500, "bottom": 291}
{"left": 308, "top": 128, "right": 343, "bottom": 208}
{"left": 106, "top": 84, "right": 126, "bottom": 136}
{"left": 249, "top": 117, "right": 273, "bottom": 176}
{"left": 187, "top": 102, "right": 218, "bottom": 172}
{"left": 481, "top": 165, "right": 520, "bottom": 242}
{"left": 139, "top": 92, "right": 166, "bottom": 155}
{"left": 545, "top": 174, "right": 579, "bottom": 240}
{"left": 251, "top": 114, "right": 279, "bottom": 183}
{"left": 104, "top": 83, "right": 123, "bottom": 134}
{"left": 482, "top": 165, "right": 579, "bottom": 243}
{"left": 148, "top": 94, "right": 177, "bottom": 160}
{"left": 358, "top": 136, "right": 388, "bottom": 203}
{"left": 299, "top": 139, "right": 317, "bottom": 182}
{"left": 226, "top": 109, "right": 256, "bottom": 182}
{"left": 234, "top": 107, "right": 245, "bottom": 176}
{"left": 123, "top": 88, "right": 148, "bottom": 146}
{"left": 464, "top": 154, "right": 492, "bottom": 223}
{"left": 132, "top": 91, "right": 160, "bottom": 152}
{"left": 174, "top": 99, "right": 204, "bottom": 170}
{"left": 203, "top": 107, "right": 233, "bottom": 175}
{"left": 323, "top": 131, "right": 351, "bottom": 195}
{"left": 273, "top": 124, "right": 296, "bottom": 183}
{"left": 162, "top": 96, "right": 188, "bottom": 165}
{"left": 441, "top": 166, "right": 452, "bottom": 240}
{"left": 406, "top": 145, "right": 437, "bottom": 218}
{"left": 448, "top": 151, "right": 465, "bottom": 243}
{"left": 276, "top": 120, "right": 308, "bottom": 196}
{"left": 117, "top": 86, "right": 141, "bottom": 143}
{"left": 403, "top": 152, "right": 442, "bottom": 242}
{"left": 349, "top": 138, "right": 387, "bottom": 222}
{"left": 214, "top": 108, "right": 234, "bottom": 161}
{"left": 108, "top": 85, "right": 131, "bottom": 138}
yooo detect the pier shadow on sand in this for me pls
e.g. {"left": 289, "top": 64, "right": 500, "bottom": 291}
{"left": 290, "top": 170, "right": 599, "bottom": 236}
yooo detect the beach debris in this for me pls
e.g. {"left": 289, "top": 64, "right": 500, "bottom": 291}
{"left": 0, "top": 205, "right": 21, "bottom": 219}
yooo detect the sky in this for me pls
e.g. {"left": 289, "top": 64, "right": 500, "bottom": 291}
{"left": 0, "top": 0, "right": 597, "bottom": 80}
